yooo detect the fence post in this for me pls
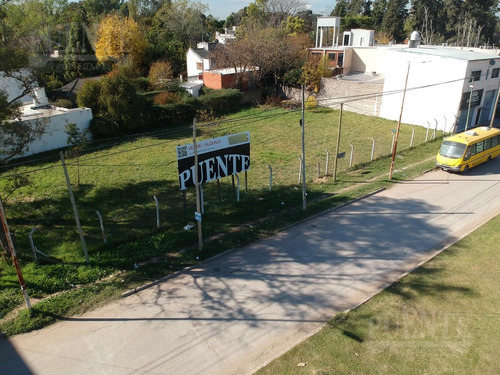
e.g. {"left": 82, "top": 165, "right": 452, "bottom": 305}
{"left": 425, "top": 121, "right": 430, "bottom": 142}
{"left": 298, "top": 156, "right": 302, "bottom": 184}
{"left": 153, "top": 195, "right": 160, "bottom": 229}
{"left": 433, "top": 119, "right": 438, "bottom": 139}
{"left": 268, "top": 165, "right": 273, "bottom": 191}
{"left": 29, "top": 227, "right": 38, "bottom": 262}
{"left": 235, "top": 173, "right": 240, "bottom": 202}
{"left": 60, "top": 151, "right": 89, "bottom": 263}
{"left": 370, "top": 137, "right": 375, "bottom": 161}
{"left": 96, "top": 211, "right": 107, "bottom": 243}
{"left": 349, "top": 143, "right": 354, "bottom": 168}
{"left": 390, "top": 130, "right": 395, "bottom": 154}
{"left": 325, "top": 149, "right": 330, "bottom": 176}
{"left": 410, "top": 126, "right": 415, "bottom": 148}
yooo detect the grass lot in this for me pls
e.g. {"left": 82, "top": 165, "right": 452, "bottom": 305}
{"left": 256, "top": 214, "right": 500, "bottom": 375}
{"left": 0, "top": 105, "right": 442, "bottom": 336}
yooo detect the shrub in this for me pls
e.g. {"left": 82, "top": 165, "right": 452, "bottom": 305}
{"left": 53, "top": 99, "right": 74, "bottom": 108}
{"left": 153, "top": 91, "right": 180, "bottom": 105}
{"left": 198, "top": 89, "right": 242, "bottom": 116}
{"left": 305, "top": 96, "right": 318, "bottom": 109}
{"left": 77, "top": 80, "right": 102, "bottom": 112}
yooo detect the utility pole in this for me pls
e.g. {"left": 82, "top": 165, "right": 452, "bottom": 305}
{"left": 0, "top": 197, "right": 31, "bottom": 310}
{"left": 193, "top": 118, "right": 203, "bottom": 251}
{"left": 301, "top": 85, "right": 306, "bottom": 211}
{"left": 390, "top": 62, "right": 411, "bottom": 180}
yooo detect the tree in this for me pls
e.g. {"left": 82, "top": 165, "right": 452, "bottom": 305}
{"left": 214, "top": 24, "right": 310, "bottom": 90}
{"left": 382, "top": 0, "right": 408, "bottom": 42}
{"left": 301, "top": 55, "right": 333, "bottom": 92}
{"left": 148, "top": 60, "right": 173, "bottom": 89}
{"left": 95, "top": 14, "right": 148, "bottom": 70}
{"left": 153, "top": 0, "right": 208, "bottom": 49}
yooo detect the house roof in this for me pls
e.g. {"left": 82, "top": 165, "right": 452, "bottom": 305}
{"left": 193, "top": 49, "right": 212, "bottom": 59}
{"left": 392, "top": 46, "right": 500, "bottom": 62}
{"left": 57, "top": 77, "right": 101, "bottom": 96}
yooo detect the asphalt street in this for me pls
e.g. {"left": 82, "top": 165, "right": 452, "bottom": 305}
{"left": 2, "top": 160, "right": 500, "bottom": 375}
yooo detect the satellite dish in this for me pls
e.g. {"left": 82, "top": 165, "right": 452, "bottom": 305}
{"left": 490, "top": 59, "right": 496, "bottom": 65}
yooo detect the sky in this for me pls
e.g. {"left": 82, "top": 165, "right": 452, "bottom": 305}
{"left": 205, "top": 0, "right": 335, "bottom": 20}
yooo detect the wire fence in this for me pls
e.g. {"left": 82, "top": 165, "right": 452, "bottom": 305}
{"left": 0, "top": 104, "right": 443, "bottom": 269}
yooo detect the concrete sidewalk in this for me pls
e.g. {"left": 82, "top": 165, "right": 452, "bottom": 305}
{"left": 2, "top": 162, "right": 500, "bottom": 375}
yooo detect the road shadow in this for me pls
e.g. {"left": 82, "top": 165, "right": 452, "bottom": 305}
{"left": 0, "top": 336, "right": 33, "bottom": 375}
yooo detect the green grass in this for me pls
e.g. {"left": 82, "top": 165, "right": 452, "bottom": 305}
{"left": 0, "top": 104, "right": 441, "bottom": 335}
{"left": 256, "top": 214, "right": 500, "bottom": 375}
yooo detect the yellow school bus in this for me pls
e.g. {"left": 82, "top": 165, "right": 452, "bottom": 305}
{"left": 436, "top": 127, "right": 500, "bottom": 172}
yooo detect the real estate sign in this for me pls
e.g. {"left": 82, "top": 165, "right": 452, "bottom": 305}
{"left": 176, "top": 132, "right": 250, "bottom": 190}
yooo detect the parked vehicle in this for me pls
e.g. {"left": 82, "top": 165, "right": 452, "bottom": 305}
{"left": 436, "top": 127, "right": 500, "bottom": 172}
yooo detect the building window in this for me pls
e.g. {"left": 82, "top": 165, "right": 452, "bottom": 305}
{"left": 492, "top": 68, "right": 499, "bottom": 78}
{"left": 471, "top": 70, "right": 481, "bottom": 81}
{"left": 196, "top": 62, "right": 203, "bottom": 70}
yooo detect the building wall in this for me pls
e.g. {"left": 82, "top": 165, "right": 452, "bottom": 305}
{"left": 318, "top": 77, "right": 384, "bottom": 116}
{"left": 186, "top": 49, "right": 203, "bottom": 79}
{"left": 20, "top": 107, "right": 93, "bottom": 157}
{"left": 348, "top": 48, "right": 389, "bottom": 74}
{"left": 203, "top": 71, "right": 223, "bottom": 89}
{"left": 379, "top": 50, "right": 500, "bottom": 131}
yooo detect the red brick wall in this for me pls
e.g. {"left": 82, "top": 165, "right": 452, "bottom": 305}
{"left": 203, "top": 72, "right": 222, "bottom": 89}
{"left": 203, "top": 71, "right": 238, "bottom": 89}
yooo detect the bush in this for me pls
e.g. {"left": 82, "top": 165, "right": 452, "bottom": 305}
{"left": 89, "top": 116, "right": 120, "bottom": 139}
{"left": 153, "top": 91, "right": 180, "bottom": 105}
{"left": 198, "top": 89, "right": 242, "bottom": 116}
{"left": 77, "top": 80, "right": 101, "bottom": 112}
{"left": 53, "top": 99, "right": 74, "bottom": 108}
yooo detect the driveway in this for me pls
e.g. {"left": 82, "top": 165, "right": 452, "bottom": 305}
{"left": 2, "top": 161, "right": 500, "bottom": 375}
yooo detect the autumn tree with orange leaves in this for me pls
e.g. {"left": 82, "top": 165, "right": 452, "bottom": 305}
{"left": 95, "top": 14, "right": 148, "bottom": 70}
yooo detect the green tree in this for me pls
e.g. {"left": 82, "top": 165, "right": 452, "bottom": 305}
{"left": 64, "top": 21, "right": 83, "bottom": 81}
{"left": 382, "top": 0, "right": 408, "bottom": 42}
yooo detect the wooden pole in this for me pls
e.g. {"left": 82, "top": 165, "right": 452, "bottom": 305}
{"left": 192, "top": 119, "right": 203, "bottom": 251}
{"left": 0, "top": 197, "right": 31, "bottom": 310}
{"left": 390, "top": 63, "right": 410, "bottom": 180}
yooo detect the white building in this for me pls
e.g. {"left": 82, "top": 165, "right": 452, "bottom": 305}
{"left": 13, "top": 88, "right": 92, "bottom": 158}
{"left": 215, "top": 27, "right": 237, "bottom": 44}
{"left": 186, "top": 42, "right": 216, "bottom": 80}
{"left": 379, "top": 47, "right": 500, "bottom": 132}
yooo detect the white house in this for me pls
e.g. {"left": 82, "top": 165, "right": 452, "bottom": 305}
{"left": 186, "top": 42, "right": 217, "bottom": 80}
{"left": 215, "top": 27, "right": 237, "bottom": 44}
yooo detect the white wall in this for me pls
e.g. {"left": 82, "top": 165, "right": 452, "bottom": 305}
{"left": 380, "top": 51, "right": 467, "bottom": 131}
{"left": 348, "top": 48, "right": 389, "bottom": 74}
{"left": 19, "top": 107, "right": 93, "bottom": 157}
{"left": 186, "top": 48, "right": 203, "bottom": 79}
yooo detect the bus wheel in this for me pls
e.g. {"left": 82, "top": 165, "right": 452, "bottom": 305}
{"left": 463, "top": 165, "right": 469, "bottom": 172}
{"left": 487, "top": 156, "right": 492, "bottom": 162}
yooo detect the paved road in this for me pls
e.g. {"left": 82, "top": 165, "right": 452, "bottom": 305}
{"left": 2, "top": 161, "right": 500, "bottom": 375}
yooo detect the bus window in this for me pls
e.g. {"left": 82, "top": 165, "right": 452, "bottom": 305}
{"left": 484, "top": 138, "right": 492, "bottom": 150}
{"left": 476, "top": 141, "right": 484, "bottom": 153}
{"left": 439, "top": 141, "right": 466, "bottom": 159}
{"left": 493, "top": 135, "right": 499, "bottom": 147}
{"left": 464, "top": 147, "right": 472, "bottom": 160}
